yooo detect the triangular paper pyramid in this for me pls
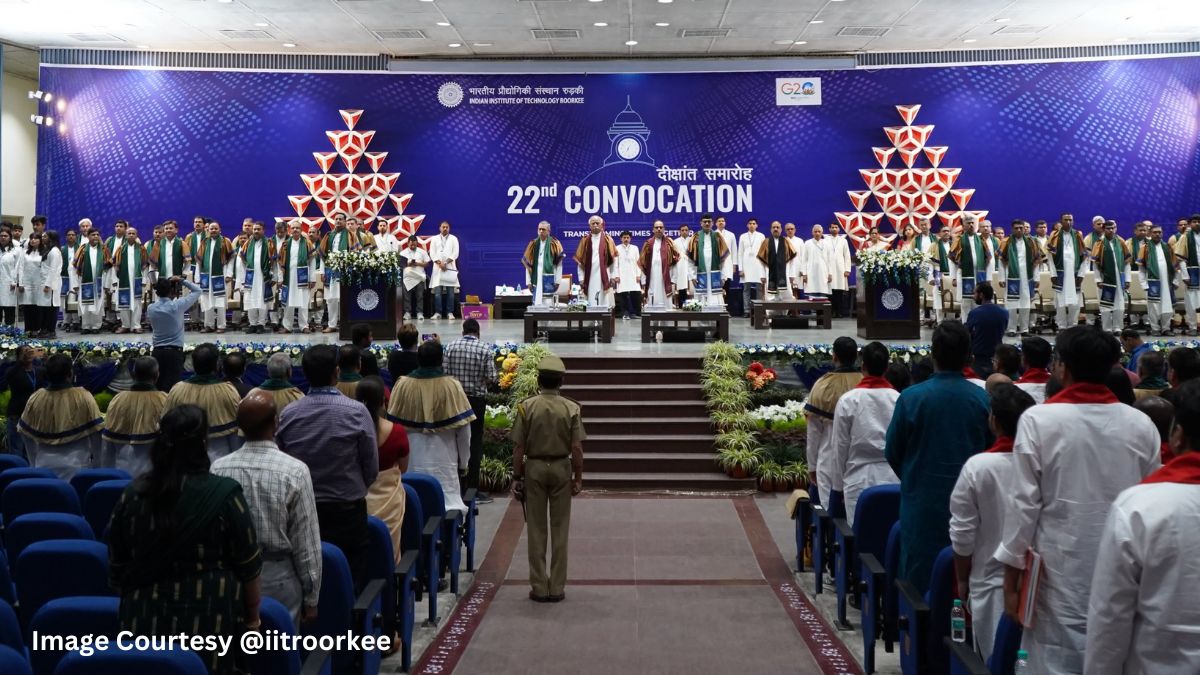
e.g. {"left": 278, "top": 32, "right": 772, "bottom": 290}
{"left": 365, "top": 151, "right": 388, "bottom": 173}
{"left": 872, "top": 147, "right": 896, "bottom": 168}
{"left": 950, "top": 188, "right": 976, "bottom": 210}
{"left": 923, "top": 146, "right": 948, "bottom": 168}
{"left": 339, "top": 109, "right": 364, "bottom": 130}
{"left": 896, "top": 104, "right": 921, "bottom": 125}
{"left": 847, "top": 190, "right": 872, "bottom": 211}
{"left": 313, "top": 152, "right": 338, "bottom": 173}
{"left": 288, "top": 195, "right": 312, "bottom": 217}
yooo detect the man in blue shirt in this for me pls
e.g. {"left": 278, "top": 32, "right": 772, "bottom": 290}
{"left": 1121, "top": 328, "right": 1152, "bottom": 375}
{"left": 965, "top": 283, "right": 1009, "bottom": 379}
{"left": 148, "top": 277, "right": 202, "bottom": 391}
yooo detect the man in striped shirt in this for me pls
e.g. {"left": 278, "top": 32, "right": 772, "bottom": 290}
{"left": 444, "top": 318, "right": 497, "bottom": 501}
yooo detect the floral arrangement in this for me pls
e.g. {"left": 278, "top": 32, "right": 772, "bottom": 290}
{"left": 745, "top": 361, "right": 777, "bottom": 390}
{"left": 857, "top": 248, "right": 930, "bottom": 286}
{"left": 498, "top": 352, "right": 522, "bottom": 390}
{"left": 565, "top": 299, "right": 588, "bottom": 312}
{"left": 484, "top": 404, "right": 513, "bottom": 429}
{"left": 734, "top": 342, "right": 936, "bottom": 369}
{"left": 681, "top": 299, "right": 704, "bottom": 312}
{"left": 748, "top": 399, "right": 807, "bottom": 432}
{"left": 324, "top": 249, "right": 406, "bottom": 286}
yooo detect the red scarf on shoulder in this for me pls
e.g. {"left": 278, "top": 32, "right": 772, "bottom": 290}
{"left": 1141, "top": 451, "right": 1200, "bottom": 485}
{"left": 1016, "top": 368, "right": 1051, "bottom": 384}
{"left": 1046, "top": 383, "right": 1118, "bottom": 405}
{"left": 986, "top": 436, "right": 1015, "bottom": 454}
{"left": 856, "top": 376, "right": 894, "bottom": 390}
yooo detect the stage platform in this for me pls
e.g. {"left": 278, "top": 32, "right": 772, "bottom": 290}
{"left": 57, "top": 316, "right": 938, "bottom": 354}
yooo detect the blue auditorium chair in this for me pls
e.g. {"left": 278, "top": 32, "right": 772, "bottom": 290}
{"left": 948, "top": 613, "right": 1024, "bottom": 675}
{"left": 2, "top": 479, "right": 81, "bottom": 525}
{"left": 403, "top": 473, "right": 465, "bottom": 601}
{"left": 55, "top": 647, "right": 207, "bottom": 674}
{"left": 29, "top": 596, "right": 118, "bottom": 675}
{"left": 791, "top": 490, "right": 811, "bottom": 572}
{"left": 0, "top": 549, "right": 14, "bottom": 605}
{"left": 861, "top": 519, "right": 902, "bottom": 674}
{"left": 398, "top": 484, "right": 424, "bottom": 668}
{"left": 832, "top": 484, "right": 901, "bottom": 631}
{"left": 0, "top": 469, "right": 55, "bottom": 499}
{"left": 809, "top": 489, "right": 844, "bottom": 594}
{"left": 68, "top": 469, "right": 131, "bottom": 502}
{"left": 896, "top": 545, "right": 956, "bottom": 675}
{"left": 369, "top": 514, "right": 419, "bottom": 672}
{"left": 0, "top": 456, "right": 29, "bottom": 473}
{"left": 247, "top": 597, "right": 301, "bottom": 675}
{"left": 401, "top": 483, "right": 441, "bottom": 626}
{"left": 82, "top": 480, "right": 130, "bottom": 541}
{"left": 0, "top": 644, "right": 31, "bottom": 675}
{"left": 4, "top": 513, "right": 94, "bottom": 568}
{"left": 302, "top": 543, "right": 385, "bottom": 675}
{"left": 14, "top": 540, "right": 112, "bottom": 632}
{"left": 0, "top": 598, "right": 23, "bottom": 657}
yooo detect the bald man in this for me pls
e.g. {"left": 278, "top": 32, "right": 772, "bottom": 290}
{"left": 211, "top": 391, "right": 322, "bottom": 624}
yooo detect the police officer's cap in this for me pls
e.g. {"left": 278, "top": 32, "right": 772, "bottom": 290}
{"left": 538, "top": 355, "right": 567, "bottom": 374}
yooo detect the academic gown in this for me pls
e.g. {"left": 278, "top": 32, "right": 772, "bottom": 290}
{"left": 615, "top": 243, "right": 642, "bottom": 293}
{"left": 0, "top": 248, "right": 20, "bottom": 309}
{"left": 884, "top": 371, "right": 991, "bottom": 593}
{"left": 671, "top": 236, "right": 693, "bottom": 296}
{"left": 804, "top": 238, "right": 834, "bottom": 296}
{"left": 949, "top": 448, "right": 1017, "bottom": 661}
{"left": 786, "top": 236, "right": 806, "bottom": 291}
{"left": 101, "top": 388, "right": 168, "bottom": 476}
{"left": 804, "top": 369, "right": 862, "bottom": 505}
{"left": 830, "top": 384, "right": 900, "bottom": 526}
{"left": 15, "top": 250, "right": 42, "bottom": 307}
{"left": 19, "top": 386, "right": 103, "bottom": 480}
{"left": 829, "top": 235, "right": 852, "bottom": 291}
{"left": 1085, "top": 478, "right": 1200, "bottom": 675}
{"left": 994, "top": 387, "right": 1159, "bottom": 675}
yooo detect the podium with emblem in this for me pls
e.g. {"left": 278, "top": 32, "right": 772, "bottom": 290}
{"left": 339, "top": 278, "right": 398, "bottom": 341}
{"left": 856, "top": 277, "right": 921, "bottom": 340}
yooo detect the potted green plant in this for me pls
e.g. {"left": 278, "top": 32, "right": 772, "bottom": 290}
{"left": 716, "top": 447, "right": 762, "bottom": 479}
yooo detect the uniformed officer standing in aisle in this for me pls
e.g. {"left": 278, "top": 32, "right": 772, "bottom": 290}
{"left": 511, "top": 354, "right": 585, "bottom": 603}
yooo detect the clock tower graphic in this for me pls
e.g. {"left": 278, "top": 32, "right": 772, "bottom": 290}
{"left": 601, "top": 97, "right": 656, "bottom": 167}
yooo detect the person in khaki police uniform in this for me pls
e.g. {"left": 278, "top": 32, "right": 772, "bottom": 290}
{"left": 511, "top": 354, "right": 585, "bottom": 603}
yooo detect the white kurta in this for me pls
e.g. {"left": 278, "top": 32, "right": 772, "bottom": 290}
{"left": 428, "top": 234, "right": 460, "bottom": 288}
{"left": 982, "top": 237, "right": 999, "bottom": 282}
{"left": 949, "top": 451, "right": 1017, "bottom": 661}
{"left": 807, "top": 415, "right": 836, "bottom": 506}
{"left": 285, "top": 239, "right": 313, "bottom": 309}
{"left": 526, "top": 240, "right": 562, "bottom": 305}
{"left": 199, "top": 242, "right": 231, "bottom": 310}
{"left": 1144, "top": 243, "right": 1173, "bottom": 317}
{"left": 804, "top": 238, "right": 833, "bottom": 295}
{"left": 0, "top": 248, "right": 19, "bottom": 308}
{"left": 829, "top": 235, "right": 852, "bottom": 291}
{"left": 738, "top": 231, "right": 766, "bottom": 282}
{"left": 994, "top": 400, "right": 1160, "bottom": 675}
{"left": 615, "top": 243, "right": 642, "bottom": 293}
{"left": 1084, "top": 481, "right": 1200, "bottom": 675}
{"left": 16, "top": 251, "right": 42, "bottom": 306}
{"left": 829, "top": 387, "right": 900, "bottom": 526}
{"left": 37, "top": 247, "right": 63, "bottom": 309}
{"left": 717, "top": 228, "right": 736, "bottom": 280}
{"left": 581, "top": 234, "right": 616, "bottom": 305}
{"left": 1014, "top": 382, "right": 1047, "bottom": 404}
{"left": 241, "top": 239, "right": 270, "bottom": 311}
{"left": 786, "top": 236, "right": 806, "bottom": 290}
{"left": 27, "top": 435, "right": 100, "bottom": 481}
{"left": 402, "top": 247, "right": 430, "bottom": 291}
{"left": 62, "top": 244, "right": 80, "bottom": 300}
{"left": 645, "top": 240, "right": 670, "bottom": 307}
{"left": 672, "top": 236, "right": 692, "bottom": 295}
{"left": 406, "top": 425, "right": 470, "bottom": 516}
{"left": 1053, "top": 237, "right": 1087, "bottom": 308}
{"left": 1036, "top": 236, "right": 1051, "bottom": 272}
{"left": 1008, "top": 238, "right": 1033, "bottom": 310}
{"left": 375, "top": 233, "right": 401, "bottom": 254}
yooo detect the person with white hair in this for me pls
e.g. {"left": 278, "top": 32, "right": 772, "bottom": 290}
{"left": 522, "top": 221, "right": 563, "bottom": 307}
{"left": 249, "top": 352, "right": 304, "bottom": 417}
{"left": 1084, "top": 215, "right": 1107, "bottom": 273}
{"left": 573, "top": 215, "right": 618, "bottom": 307}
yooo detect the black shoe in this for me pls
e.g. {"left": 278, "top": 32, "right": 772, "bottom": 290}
{"left": 546, "top": 593, "right": 565, "bottom": 603}
{"left": 475, "top": 492, "right": 494, "bottom": 505}
{"left": 530, "top": 591, "right": 551, "bottom": 603}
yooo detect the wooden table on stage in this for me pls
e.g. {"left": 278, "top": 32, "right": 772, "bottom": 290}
{"left": 749, "top": 299, "right": 833, "bottom": 330}
{"left": 640, "top": 310, "right": 730, "bottom": 342}
{"left": 495, "top": 294, "right": 533, "bottom": 319}
{"left": 524, "top": 308, "right": 615, "bottom": 343}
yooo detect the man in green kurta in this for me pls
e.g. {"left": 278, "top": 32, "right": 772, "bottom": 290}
{"left": 686, "top": 214, "right": 729, "bottom": 307}
{"left": 885, "top": 320, "right": 991, "bottom": 593}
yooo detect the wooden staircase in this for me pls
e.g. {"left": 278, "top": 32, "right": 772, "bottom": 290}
{"left": 561, "top": 355, "right": 756, "bottom": 491}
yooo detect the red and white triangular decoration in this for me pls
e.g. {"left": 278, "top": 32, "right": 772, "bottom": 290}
{"left": 365, "top": 152, "right": 389, "bottom": 173}
{"left": 288, "top": 195, "right": 312, "bottom": 217}
{"left": 835, "top": 105, "right": 985, "bottom": 248}
{"left": 339, "top": 109, "right": 364, "bottom": 130}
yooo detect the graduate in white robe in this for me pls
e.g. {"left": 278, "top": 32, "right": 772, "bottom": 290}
{"left": 687, "top": 217, "right": 729, "bottom": 308}
{"left": 19, "top": 355, "right": 103, "bottom": 480}
{"left": 1084, "top": 389, "right": 1200, "bottom": 675}
{"left": 1138, "top": 226, "right": 1179, "bottom": 335}
{"left": 784, "top": 223, "right": 805, "bottom": 297}
{"left": 100, "top": 363, "right": 168, "bottom": 476}
{"left": 1000, "top": 221, "right": 1040, "bottom": 335}
{"left": 60, "top": 232, "right": 80, "bottom": 331}
{"left": 995, "top": 335, "right": 1160, "bottom": 675}
{"left": 196, "top": 223, "right": 234, "bottom": 332}
{"left": 639, "top": 221, "right": 679, "bottom": 308}
{"left": 715, "top": 217, "right": 737, "bottom": 290}
{"left": 1176, "top": 218, "right": 1200, "bottom": 334}
{"left": 278, "top": 223, "right": 315, "bottom": 333}
{"left": 614, "top": 232, "right": 643, "bottom": 318}
{"left": 803, "top": 225, "right": 834, "bottom": 297}
{"left": 951, "top": 218, "right": 990, "bottom": 315}
{"left": 426, "top": 221, "right": 460, "bottom": 320}
{"left": 37, "top": 232, "right": 64, "bottom": 337}
{"left": 237, "top": 224, "right": 275, "bottom": 332}
{"left": 112, "top": 230, "right": 146, "bottom": 333}
{"left": 829, "top": 344, "right": 898, "bottom": 526}
{"left": 672, "top": 226, "right": 693, "bottom": 306}
{"left": 0, "top": 233, "right": 19, "bottom": 325}
{"left": 1092, "top": 221, "right": 1132, "bottom": 333}
{"left": 15, "top": 237, "right": 43, "bottom": 332}
{"left": 738, "top": 220, "right": 766, "bottom": 309}
{"left": 522, "top": 222, "right": 564, "bottom": 307}
{"left": 573, "top": 216, "right": 618, "bottom": 307}
{"left": 401, "top": 237, "right": 431, "bottom": 320}
{"left": 388, "top": 365, "right": 475, "bottom": 517}
{"left": 949, "top": 383, "right": 1036, "bottom": 662}
{"left": 928, "top": 230, "right": 958, "bottom": 322}
{"left": 1049, "top": 217, "right": 1088, "bottom": 330}
{"left": 828, "top": 226, "right": 853, "bottom": 316}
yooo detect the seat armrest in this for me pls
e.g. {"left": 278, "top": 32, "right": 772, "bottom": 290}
{"left": 423, "top": 516, "right": 441, "bottom": 538}
{"left": 444, "top": 509, "right": 463, "bottom": 526}
{"left": 896, "top": 579, "right": 930, "bottom": 614}
{"left": 833, "top": 517, "right": 854, "bottom": 541}
{"left": 463, "top": 488, "right": 477, "bottom": 506}
{"left": 397, "top": 549, "right": 419, "bottom": 577}
{"left": 944, "top": 637, "right": 990, "bottom": 675}
{"left": 861, "top": 553, "right": 885, "bottom": 577}
{"left": 299, "top": 649, "right": 331, "bottom": 675}
{"left": 353, "top": 578, "right": 388, "bottom": 635}
{"left": 811, "top": 503, "right": 828, "bottom": 519}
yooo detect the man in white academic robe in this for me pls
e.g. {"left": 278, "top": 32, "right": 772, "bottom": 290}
{"left": 756, "top": 221, "right": 795, "bottom": 300}
{"left": 829, "top": 342, "right": 899, "bottom": 526}
{"left": 278, "top": 222, "right": 316, "bottom": 333}
{"left": 1034, "top": 221, "right": 1052, "bottom": 274}
{"left": 573, "top": 215, "right": 618, "bottom": 307}
{"left": 238, "top": 222, "right": 275, "bottom": 334}
{"left": 639, "top": 221, "right": 679, "bottom": 308}
{"left": 715, "top": 216, "right": 737, "bottom": 311}
{"left": 1173, "top": 214, "right": 1200, "bottom": 335}
{"left": 427, "top": 220, "right": 460, "bottom": 320}
{"left": 803, "top": 225, "right": 834, "bottom": 298}
{"left": 980, "top": 221, "right": 1002, "bottom": 285}
{"left": 195, "top": 221, "right": 234, "bottom": 333}
{"left": 995, "top": 325, "right": 1160, "bottom": 675}
{"left": 614, "top": 231, "right": 643, "bottom": 319}
{"left": 738, "top": 219, "right": 766, "bottom": 314}
{"left": 1084, "top": 379, "right": 1200, "bottom": 675}
{"left": 827, "top": 224, "right": 853, "bottom": 317}
{"left": 1047, "top": 214, "right": 1088, "bottom": 331}
{"left": 1139, "top": 224, "right": 1179, "bottom": 336}
{"left": 1000, "top": 220, "right": 1041, "bottom": 336}
{"left": 951, "top": 216, "right": 990, "bottom": 316}
{"left": 927, "top": 227, "right": 958, "bottom": 323}
{"left": 1092, "top": 219, "right": 1132, "bottom": 333}
{"left": 112, "top": 227, "right": 147, "bottom": 333}
{"left": 784, "top": 223, "right": 805, "bottom": 297}
{"left": 949, "top": 383, "right": 1036, "bottom": 662}
{"left": 687, "top": 215, "right": 729, "bottom": 308}
{"left": 401, "top": 236, "right": 431, "bottom": 320}
{"left": 911, "top": 219, "right": 937, "bottom": 263}
{"left": 522, "top": 221, "right": 563, "bottom": 307}
{"left": 319, "top": 213, "right": 360, "bottom": 330}
{"left": 671, "top": 225, "right": 693, "bottom": 307}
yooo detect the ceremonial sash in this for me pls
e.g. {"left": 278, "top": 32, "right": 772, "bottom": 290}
{"left": 75, "top": 245, "right": 105, "bottom": 303}
{"left": 1094, "top": 236, "right": 1127, "bottom": 287}
{"left": 280, "top": 238, "right": 312, "bottom": 286}
{"left": 522, "top": 237, "right": 563, "bottom": 275}
{"left": 955, "top": 234, "right": 986, "bottom": 277}
{"left": 115, "top": 243, "right": 143, "bottom": 289}
{"left": 242, "top": 238, "right": 272, "bottom": 273}
{"left": 640, "top": 237, "right": 679, "bottom": 291}
{"left": 1142, "top": 241, "right": 1174, "bottom": 282}
{"left": 151, "top": 238, "right": 185, "bottom": 276}
{"left": 689, "top": 231, "right": 723, "bottom": 273}
{"left": 1141, "top": 451, "right": 1200, "bottom": 485}
{"left": 985, "top": 436, "right": 1015, "bottom": 454}
{"left": 573, "top": 234, "right": 617, "bottom": 290}
{"left": 60, "top": 246, "right": 75, "bottom": 279}
{"left": 187, "top": 232, "right": 205, "bottom": 261}
{"left": 1004, "top": 237, "right": 1037, "bottom": 281}
{"left": 1050, "top": 228, "right": 1083, "bottom": 274}
{"left": 935, "top": 240, "right": 951, "bottom": 275}
{"left": 1130, "top": 237, "right": 1144, "bottom": 270}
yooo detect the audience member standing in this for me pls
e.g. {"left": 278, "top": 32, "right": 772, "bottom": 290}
{"left": 388, "top": 324, "right": 421, "bottom": 379}
{"left": 249, "top": 352, "right": 304, "bottom": 416}
{"left": 885, "top": 320, "right": 991, "bottom": 593}
{"left": 222, "top": 352, "right": 253, "bottom": 399}
{"left": 15, "top": 232, "right": 43, "bottom": 334}
{"left": 148, "top": 277, "right": 203, "bottom": 392}
{"left": 804, "top": 336, "right": 863, "bottom": 505}
{"left": 444, "top": 319, "right": 497, "bottom": 500}
{"left": 336, "top": 345, "right": 364, "bottom": 398}
{"left": 1014, "top": 336, "right": 1053, "bottom": 403}
{"left": 19, "top": 353, "right": 102, "bottom": 480}
{"left": 428, "top": 221, "right": 460, "bottom": 320}
{"left": 996, "top": 325, "right": 1160, "bottom": 675}
{"left": 738, "top": 219, "right": 766, "bottom": 313}
{"left": 356, "top": 376, "right": 409, "bottom": 562}
{"left": 965, "top": 283, "right": 1008, "bottom": 378}
{"left": 4, "top": 345, "right": 44, "bottom": 459}
{"left": 949, "top": 383, "right": 1036, "bottom": 661}
{"left": 107, "top": 405, "right": 262, "bottom": 674}
{"left": 36, "top": 230, "right": 62, "bottom": 338}
{"left": 165, "top": 343, "right": 242, "bottom": 461}
{"left": 212, "top": 391, "right": 322, "bottom": 624}
{"left": 1085, "top": 379, "right": 1200, "bottom": 673}
{"left": 829, "top": 341, "right": 899, "bottom": 526}
{"left": 101, "top": 357, "right": 168, "bottom": 477}
{"left": 276, "top": 344, "right": 377, "bottom": 589}
{"left": 827, "top": 223, "right": 853, "bottom": 317}
{"left": 0, "top": 230, "right": 19, "bottom": 327}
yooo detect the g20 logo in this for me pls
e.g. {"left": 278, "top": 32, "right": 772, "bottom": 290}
{"left": 775, "top": 77, "right": 821, "bottom": 106}
{"left": 779, "top": 80, "right": 815, "bottom": 96}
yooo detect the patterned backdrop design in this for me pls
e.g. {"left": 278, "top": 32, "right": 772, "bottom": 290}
{"left": 36, "top": 57, "right": 1200, "bottom": 297}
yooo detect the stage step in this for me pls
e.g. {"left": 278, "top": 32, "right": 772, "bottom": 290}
{"left": 584, "top": 417, "right": 713, "bottom": 436}
{"left": 581, "top": 400, "right": 709, "bottom": 418}
{"left": 585, "top": 452, "right": 718, "bottom": 473}
{"left": 584, "top": 434, "right": 715, "bottom": 454}
{"left": 562, "top": 356, "right": 702, "bottom": 371}
{"left": 564, "top": 384, "right": 705, "bottom": 402}
{"left": 586, "top": 472, "right": 756, "bottom": 491}
{"left": 568, "top": 369, "right": 702, "bottom": 385}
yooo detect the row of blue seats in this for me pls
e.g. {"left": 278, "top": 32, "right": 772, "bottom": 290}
{"left": 796, "top": 485, "right": 1024, "bottom": 675}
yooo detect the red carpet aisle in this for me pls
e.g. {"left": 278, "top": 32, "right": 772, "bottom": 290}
{"left": 411, "top": 496, "right": 861, "bottom": 675}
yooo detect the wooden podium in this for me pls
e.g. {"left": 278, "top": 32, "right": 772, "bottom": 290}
{"left": 339, "top": 277, "right": 398, "bottom": 340}
{"left": 856, "top": 277, "right": 921, "bottom": 340}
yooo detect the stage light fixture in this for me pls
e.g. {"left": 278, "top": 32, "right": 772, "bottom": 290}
{"left": 437, "top": 21, "right": 450, "bottom": 26}
{"left": 795, "top": 40, "right": 808, "bottom": 45}
{"left": 45, "top": 117, "right": 54, "bottom": 127}
{"left": 56, "top": 99, "right": 66, "bottom": 112}
{"left": 282, "top": 42, "right": 297, "bottom": 47}
{"left": 448, "top": 43, "right": 462, "bottom": 47}
{"left": 655, "top": 22, "right": 670, "bottom": 27}
{"left": 474, "top": 42, "right": 492, "bottom": 46}
{"left": 995, "top": 18, "right": 1011, "bottom": 23}
{"left": 963, "top": 38, "right": 977, "bottom": 43}
{"left": 28, "top": 90, "right": 45, "bottom": 100}
{"left": 594, "top": 22, "right": 608, "bottom": 27}
{"left": 773, "top": 39, "right": 794, "bottom": 45}
{"left": 625, "top": 40, "right": 638, "bottom": 45}
{"left": 810, "top": 19, "right": 824, "bottom": 24}
{"left": 254, "top": 22, "right": 269, "bottom": 27}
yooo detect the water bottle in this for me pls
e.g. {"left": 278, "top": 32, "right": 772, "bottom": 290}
{"left": 1014, "top": 650, "right": 1029, "bottom": 674}
{"left": 655, "top": 330, "right": 663, "bottom": 344}
{"left": 950, "top": 599, "right": 966, "bottom": 643}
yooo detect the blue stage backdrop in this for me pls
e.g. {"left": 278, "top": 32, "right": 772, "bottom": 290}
{"left": 36, "top": 57, "right": 1200, "bottom": 299}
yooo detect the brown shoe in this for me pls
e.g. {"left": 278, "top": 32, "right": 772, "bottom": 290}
{"left": 529, "top": 591, "right": 550, "bottom": 603}
{"left": 547, "top": 593, "right": 565, "bottom": 603}
{"left": 215, "top": 329, "right": 225, "bottom": 334}
{"left": 322, "top": 327, "right": 337, "bottom": 333}
{"left": 301, "top": 327, "right": 313, "bottom": 334}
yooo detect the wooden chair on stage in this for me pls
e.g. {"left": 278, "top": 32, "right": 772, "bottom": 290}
{"left": 1032, "top": 271, "right": 1056, "bottom": 333}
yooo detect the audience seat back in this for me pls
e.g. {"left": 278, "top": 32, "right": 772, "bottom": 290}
{"left": 14, "top": 540, "right": 113, "bottom": 633}
{"left": 0, "top": 644, "right": 30, "bottom": 675}
{"left": 303, "top": 543, "right": 355, "bottom": 674}
{"left": 55, "top": 646, "right": 207, "bottom": 674}
{"left": 854, "top": 484, "right": 901, "bottom": 563}
{"left": 82, "top": 480, "right": 131, "bottom": 542}
{"left": 1, "top": 479, "right": 81, "bottom": 525}
{"left": 0, "top": 469, "right": 56, "bottom": 500}
{"left": 29, "top": 596, "right": 119, "bottom": 675}
{"left": 4, "top": 513, "right": 94, "bottom": 569}
{"left": 68, "top": 470, "right": 131, "bottom": 502}
{"left": 925, "top": 546, "right": 957, "bottom": 675}
{"left": 0, "top": 457, "right": 29, "bottom": 474}
{"left": 0, "top": 598, "right": 22, "bottom": 658}
{"left": 247, "top": 597, "right": 300, "bottom": 675}
{"left": 365, "top": 516, "right": 396, "bottom": 640}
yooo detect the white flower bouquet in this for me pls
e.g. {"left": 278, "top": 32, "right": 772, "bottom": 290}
{"left": 325, "top": 250, "right": 405, "bottom": 286}
{"left": 857, "top": 248, "right": 930, "bottom": 285}
{"left": 681, "top": 299, "right": 704, "bottom": 312}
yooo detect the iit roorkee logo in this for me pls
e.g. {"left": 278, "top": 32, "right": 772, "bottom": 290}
{"left": 601, "top": 97, "right": 656, "bottom": 168}
{"left": 881, "top": 287, "right": 905, "bottom": 311}
{"left": 357, "top": 288, "right": 381, "bottom": 311}
{"left": 438, "top": 82, "right": 464, "bottom": 108}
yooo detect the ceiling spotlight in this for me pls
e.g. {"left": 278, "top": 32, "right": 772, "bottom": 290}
{"left": 773, "top": 39, "right": 794, "bottom": 45}
{"left": 282, "top": 42, "right": 296, "bottom": 47}
{"left": 44, "top": 117, "right": 54, "bottom": 127}
{"left": 995, "top": 18, "right": 1011, "bottom": 23}
{"left": 625, "top": 39, "right": 638, "bottom": 45}
{"left": 963, "top": 38, "right": 977, "bottom": 43}
{"left": 216, "top": 0, "right": 233, "bottom": 3}
{"left": 27, "top": 90, "right": 43, "bottom": 100}
{"left": 474, "top": 42, "right": 492, "bottom": 46}
{"left": 30, "top": 114, "right": 42, "bottom": 124}
{"left": 436, "top": 21, "right": 450, "bottom": 26}
{"left": 810, "top": 19, "right": 824, "bottom": 24}
{"left": 594, "top": 22, "right": 608, "bottom": 27}
{"left": 655, "top": 22, "right": 670, "bottom": 27}
{"left": 56, "top": 99, "right": 66, "bottom": 112}
{"left": 43, "top": 93, "right": 53, "bottom": 103}
{"left": 448, "top": 42, "right": 462, "bottom": 47}
{"left": 589, "top": 0, "right": 603, "bottom": 2}
{"left": 254, "top": 22, "right": 269, "bottom": 27}
{"left": 795, "top": 40, "right": 808, "bottom": 45}
{"left": 657, "top": 0, "right": 672, "bottom": 3}
{"left": 137, "top": 45, "right": 150, "bottom": 50}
